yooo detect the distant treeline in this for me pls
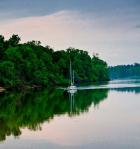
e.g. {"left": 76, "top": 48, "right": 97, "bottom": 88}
{"left": 0, "top": 34, "right": 109, "bottom": 89}
{"left": 109, "top": 63, "right": 140, "bottom": 80}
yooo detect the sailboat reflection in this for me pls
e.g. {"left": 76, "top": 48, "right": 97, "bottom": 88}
{"left": 68, "top": 89, "right": 77, "bottom": 116}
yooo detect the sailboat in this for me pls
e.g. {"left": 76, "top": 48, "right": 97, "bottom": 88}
{"left": 67, "top": 61, "right": 77, "bottom": 92}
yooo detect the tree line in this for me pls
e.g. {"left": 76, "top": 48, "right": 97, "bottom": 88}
{"left": 109, "top": 63, "right": 140, "bottom": 80}
{"left": 0, "top": 34, "right": 109, "bottom": 89}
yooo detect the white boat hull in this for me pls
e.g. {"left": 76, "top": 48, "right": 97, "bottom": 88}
{"left": 67, "top": 85, "right": 77, "bottom": 93}
{"left": 67, "top": 85, "right": 77, "bottom": 90}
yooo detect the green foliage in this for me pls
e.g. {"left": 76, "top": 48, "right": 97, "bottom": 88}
{"left": 0, "top": 35, "right": 5, "bottom": 59}
{"left": 109, "top": 63, "right": 140, "bottom": 79}
{"left": 0, "top": 61, "right": 17, "bottom": 87}
{"left": 0, "top": 34, "right": 109, "bottom": 88}
{"left": 92, "top": 56, "right": 109, "bottom": 81}
{"left": 8, "top": 34, "right": 21, "bottom": 47}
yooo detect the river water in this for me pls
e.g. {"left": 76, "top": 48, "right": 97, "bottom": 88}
{"left": 0, "top": 80, "right": 140, "bottom": 149}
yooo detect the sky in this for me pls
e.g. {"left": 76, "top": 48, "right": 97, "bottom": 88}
{"left": 0, "top": 0, "right": 140, "bottom": 65}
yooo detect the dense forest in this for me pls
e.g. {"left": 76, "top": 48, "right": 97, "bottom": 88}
{"left": 109, "top": 63, "right": 140, "bottom": 80}
{"left": 0, "top": 34, "right": 109, "bottom": 89}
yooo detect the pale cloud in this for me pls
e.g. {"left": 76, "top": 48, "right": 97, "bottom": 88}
{"left": 0, "top": 10, "right": 140, "bottom": 65}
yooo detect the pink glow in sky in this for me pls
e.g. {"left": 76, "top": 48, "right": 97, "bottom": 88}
{"left": 0, "top": 10, "right": 140, "bottom": 65}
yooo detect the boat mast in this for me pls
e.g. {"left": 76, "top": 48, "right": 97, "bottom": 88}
{"left": 70, "top": 60, "right": 73, "bottom": 85}
{"left": 73, "top": 70, "right": 74, "bottom": 85}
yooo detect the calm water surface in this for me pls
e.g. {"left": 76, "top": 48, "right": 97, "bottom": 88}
{"left": 0, "top": 80, "right": 140, "bottom": 149}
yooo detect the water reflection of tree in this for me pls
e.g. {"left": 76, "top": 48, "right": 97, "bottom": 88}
{"left": 68, "top": 89, "right": 108, "bottom": 116}
{"left": 0, "top": 88, "right": 108, "bottom": 141}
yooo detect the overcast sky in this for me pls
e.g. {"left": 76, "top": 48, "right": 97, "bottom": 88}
{"left": 0, "top": 0, "right": 140, "bottom": 65}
